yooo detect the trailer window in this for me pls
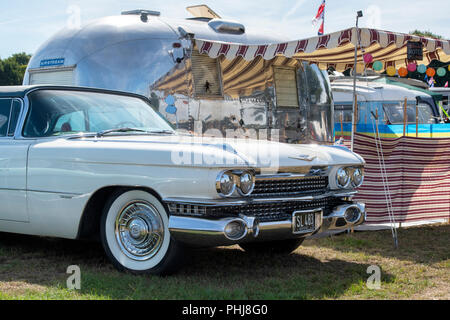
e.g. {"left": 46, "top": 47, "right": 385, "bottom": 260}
{"left": 274, "top": 67, "right": 299, "bottom": 108}
{"left": 29, "top": 69, "right": 74, "bottom": 86}
{"left": 191, "top": 51, "right": 223, "bottom": 98}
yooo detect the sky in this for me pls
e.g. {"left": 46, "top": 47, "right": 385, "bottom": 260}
{"left": 0, "top": 0, "right": 449, "bottom": 58}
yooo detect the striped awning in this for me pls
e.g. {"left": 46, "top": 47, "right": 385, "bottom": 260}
{"left": 195, "top": 27, "right": 450, "bottom": 72}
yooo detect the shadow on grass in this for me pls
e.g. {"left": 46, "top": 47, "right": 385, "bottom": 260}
{"left": 0, "top": 232, "right": 396, "bottom": 299}
{"left": 307, "top": 224, "right": 450, "bottom": 265}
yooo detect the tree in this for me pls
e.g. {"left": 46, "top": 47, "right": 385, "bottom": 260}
{"left": 0, "top": 53, "right": 32, "bottom": 86}
{"left": 409, "top": 30, "right": 443, "bottom": 39}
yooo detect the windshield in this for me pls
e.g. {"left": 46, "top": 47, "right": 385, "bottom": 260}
{"left": 23, "top": 90, "right": 175, "bottom": 137}
{"left": 382, "top": 102, "right": 436, "bottom": 124}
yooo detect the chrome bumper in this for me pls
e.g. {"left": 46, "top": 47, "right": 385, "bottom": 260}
{"left": 168, "top": 203, "right": 366, "bottom": 247}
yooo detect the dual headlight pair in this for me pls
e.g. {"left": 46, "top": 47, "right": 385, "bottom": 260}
{"left": 216, "top": 170, "right": 255, "bottom": 197}
{"left": 336, "top": 166, "right": 364, "bottom": 189}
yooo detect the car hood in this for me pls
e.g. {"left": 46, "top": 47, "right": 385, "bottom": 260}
{"left": 30, "top": 134, "right": 364, "bottom": 169}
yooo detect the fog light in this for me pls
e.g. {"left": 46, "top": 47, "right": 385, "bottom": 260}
{"left": 224, "top": 220, "right": 247, "bottom": 240}
{"left": 344, "top": 207, "right": 361, "bottom": 223}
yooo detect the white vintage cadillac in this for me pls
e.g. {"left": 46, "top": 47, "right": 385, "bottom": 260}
{"left": 0, "top": 86, "right": 365, "bottom": 274}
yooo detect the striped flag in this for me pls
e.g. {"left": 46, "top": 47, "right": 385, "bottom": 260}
{"left": 312, "top": 0, "right": 325, "bottom": 35}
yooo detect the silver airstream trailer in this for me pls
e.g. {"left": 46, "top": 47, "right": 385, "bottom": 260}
{"left": 24, "top": 5, "right": 334, "bottom": 144}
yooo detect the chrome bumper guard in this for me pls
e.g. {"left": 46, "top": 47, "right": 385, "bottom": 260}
{"left": 168, "top": 203, "right": 366, "bottom": 247}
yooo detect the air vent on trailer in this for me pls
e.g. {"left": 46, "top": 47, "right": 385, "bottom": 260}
{"left": 208, "top": 19, "right": 245, "bottom": 35}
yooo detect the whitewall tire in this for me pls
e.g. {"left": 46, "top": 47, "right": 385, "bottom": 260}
{"left": 100, "top": 189, "right": 184, "bottom": 275}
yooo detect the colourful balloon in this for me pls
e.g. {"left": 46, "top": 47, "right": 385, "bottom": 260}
{"left": 426, "top": 68, "right": 436, "bottom": 77}
{"left": 398, "top": 67, "right": 408, "bottom": 77}
{"left": 437, "top": 67, "right": 446, "bottom": 77}
{"left": 373, "top": 61, "right": 383, "bottom": 71}
{"left": 448, "top": 65, "right": 450, "bottom": 72}
{"left": 363, "top": 53, "right": 373, "bottom": 64}
{"left": 407, "top": 63, "right": 417, "bottom": 72}
{"left": 386, "top": 66, "right": 397, "bottom": 76}
{"left": 417, "top": 64, "right": 427, "bottom": 73}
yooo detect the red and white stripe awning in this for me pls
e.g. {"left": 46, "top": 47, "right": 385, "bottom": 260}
{"left": 195, "top": 27, "right": 450, "bottom": 72}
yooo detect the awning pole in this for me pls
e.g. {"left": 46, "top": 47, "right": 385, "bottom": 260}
{"left": 351, "top": 11, "right": 363, "bottom": 151}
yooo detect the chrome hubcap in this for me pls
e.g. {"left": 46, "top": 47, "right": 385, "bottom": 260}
{"left": 115, "top": 201, "right": 164, "bottom": 261}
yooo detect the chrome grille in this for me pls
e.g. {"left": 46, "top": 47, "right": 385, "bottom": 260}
{"left": 208, "top": 197, "right": 344, "bottom": 222}
{"left": 252, "top": 176, "right": 329, "bottom": 197}
{"left": 168, "top": 203, "right": 207, "bottom": 217}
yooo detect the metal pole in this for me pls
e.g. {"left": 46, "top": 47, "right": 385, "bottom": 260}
{"left": 351, "top": 11, "right": 363, "bottom": 151}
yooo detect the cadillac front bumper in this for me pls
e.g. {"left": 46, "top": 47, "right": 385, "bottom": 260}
{"left": 165, "top": 194, "right": 366, "bottom": 247}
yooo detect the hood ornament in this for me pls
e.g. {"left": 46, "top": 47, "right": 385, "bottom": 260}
{"left": 289, "top": 154, "right": 317, "bottom": 162}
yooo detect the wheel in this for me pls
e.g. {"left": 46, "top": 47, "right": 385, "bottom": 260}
{"left": 100, "top": 189, "right": 184, "bottom": 275}
{"left": 239, "top": 238, "right": 305, "bottom": 255}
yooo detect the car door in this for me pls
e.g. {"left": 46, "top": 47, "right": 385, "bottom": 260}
{"left": 0, "top": 98, "right": 30, "bottom": 222}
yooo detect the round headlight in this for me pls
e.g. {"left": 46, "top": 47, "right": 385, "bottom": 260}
{"left": 336, "top": 167, "right": 350, "bottom": 188}
{"left": 238, "top": 171, "right": 255, "bottom": 196}
{"left": 352, "top": 167, "right": 364, "bottom": 188}
{"left": 216, "top": 171, "right": 236, "bottom": 197}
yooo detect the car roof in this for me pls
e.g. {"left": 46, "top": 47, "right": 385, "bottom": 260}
{"left": 0, "top": 85, "right": 148, "bottom": 100}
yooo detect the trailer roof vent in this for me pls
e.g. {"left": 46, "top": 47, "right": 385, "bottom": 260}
{"left": 122, "top": 9, "right": 160, "bottom": 22}
{"left": 186, "top": 5, "right": 221, "bottom": 19}
{"left": 208, "top": 19, "right": 245, "bottom": 35}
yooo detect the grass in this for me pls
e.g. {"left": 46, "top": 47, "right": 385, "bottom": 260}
{"left": 0, "top": 223, "right": 448, "bottom": 300}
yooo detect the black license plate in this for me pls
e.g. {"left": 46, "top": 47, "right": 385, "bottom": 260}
{"left": 292, "top": 210, "right": 321, "bottom": 234}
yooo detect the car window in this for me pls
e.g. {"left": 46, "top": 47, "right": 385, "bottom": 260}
{"left": 23, "top": 90, "right": 175, "bottom": 137}
{"left": 54, "top": 111, "right": 86, "bottom": 133}
{"left": 8, "top": 100, "right": 22, "bottom": 136}
{"left": 0, "top": 99, "right": 12, "bottom": 137}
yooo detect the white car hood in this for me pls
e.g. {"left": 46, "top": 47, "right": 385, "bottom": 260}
{"left": 30, "top": 134, "right": 364, "bottom": 169}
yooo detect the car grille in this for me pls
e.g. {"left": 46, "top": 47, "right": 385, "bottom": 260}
{"left": 252, "top": 176, "right": 329, "bottom": 197}
{"left": 206, "top": 197, "right": 345, "bottom": 222}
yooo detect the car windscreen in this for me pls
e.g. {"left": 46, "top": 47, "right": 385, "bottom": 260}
{"left": 23, "top": 90, "right": 175, "bottom": 137}
{"left": 382, "top": 102, "right": 436, "bottom": 125}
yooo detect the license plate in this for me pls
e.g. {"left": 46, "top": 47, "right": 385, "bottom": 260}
{"left": 292, "top": 210, "right": 321, "bottom": 234}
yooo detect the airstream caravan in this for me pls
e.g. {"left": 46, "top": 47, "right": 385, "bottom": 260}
{"left": 24, "top": 6, "right": 335, "bottom": 144}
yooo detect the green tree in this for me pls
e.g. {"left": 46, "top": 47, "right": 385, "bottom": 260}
{"left": 0, "top": 52, "right": 32, "bottom": 86}
{"left": 409, "top": 30, "right": 443, "bottom": 39}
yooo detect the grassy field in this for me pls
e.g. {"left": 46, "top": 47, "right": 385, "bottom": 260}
{"left": 0, "top": 223, "right": 448, "bottom": 300}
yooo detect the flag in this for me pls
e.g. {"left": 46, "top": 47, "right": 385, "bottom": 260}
{"left": 312, "top": 0, "right": 326, "bottom": 35}
{"left": 428, "top": 77, "right": 435, "bottom": 88}
{"left": 445, "top": 81, "right": 448, "bottom": 88}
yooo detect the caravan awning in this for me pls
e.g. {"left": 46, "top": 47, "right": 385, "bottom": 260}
{"left": 195, "top": 27, "right": 450, "bottom": 72}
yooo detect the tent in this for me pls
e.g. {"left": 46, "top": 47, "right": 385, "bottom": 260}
{"left": 195, "top": 27, "right": 450, "bottom": 73}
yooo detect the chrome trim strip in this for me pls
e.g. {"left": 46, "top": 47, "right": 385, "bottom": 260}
{"left": 255, "top": 167, "right": 330, "bottom": 180}
{"left": 164, "top": 190, "right": 357, "bottom": 206}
